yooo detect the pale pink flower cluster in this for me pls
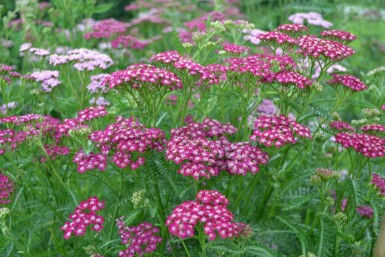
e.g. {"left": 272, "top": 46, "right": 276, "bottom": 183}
{"left": 49, "top": 49, "right": 114, "bottom": 71}
{"left": 288, "top": 12, "right": 333, "bottom": 28}
{"left": 30, "top": 70, "right": 61, "bottom": 92}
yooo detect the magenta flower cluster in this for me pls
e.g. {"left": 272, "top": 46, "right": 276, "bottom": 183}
{"left": 360, "top": 124, "right": 385, "bottom": 133}
{"left": 327, "top": 74, "right": 368, "bottom": 91}
{"left": 73, "top": 151, "right": 107, "bottom": 173}
{"left": 116, "top": 218, "right": 162, "bottom": 257}
{"left": 276, "top": 24, "right": 308, "bottom": 34}
{"left": 104, "top": 64, "right": 183, "bottom": 90}
{"left": 335, "top": 132, "right": 385, "bottom": 158}
{"left": 320, "top": 30, "right": 356, "bottom": 43}
{"left": 167, "top": 119, "right": 268, "bottom": 179}
{"left": 251, "top": 115, "right": 312, "bottom": 147}
{"left": 89, "top": 117, "right": 166, "bottom": 170}
{"left": 166, "top": 190, "right": 248, "bottom": 240}
{"left": 330, "top": 121, "right": 354, "bottom": 132}
{"left": 297, "top": 35, "right": 354, "bottom": 61}
{"left": 274, "top": 70, "right": 313, "bottom": 89}
{"left": 258, "top": 31, "right": 298, "bottom": 45}
{"left": 222, "top": 43, "right": 250, "bottom": 54}
{"left": 61, "top": 196, "right": 105, "bottom": 239}
{"left": 84, "top": 18, "right": 128, "bottom": 39}
{"left": 356, "top": 206, "right": 374, "bottom": 219}
{"left": 371, "top": 174, "right": 385, "bottom": 196}
{"left": 0, "top": 174, "right": 14, "bottom": 204}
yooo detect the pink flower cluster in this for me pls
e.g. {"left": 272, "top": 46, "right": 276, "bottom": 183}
{"left": 104, "top": 64, "right": 183, "bottom": 90}
{"left": 19, "top": 43, "right": 50, "bottom": 57}
{"left": 327, "top": 74, "right": 368, "bottom": 91}
{"left": 356, "top": 206, "right": 374, "bottom": 218}
{"left": 225, "top": 54, "right": 296, "bottom": 82}
{"left": 330, "top": 121, "right": 354, "bottom": 131}
{"left": 258, "top": 31, "right": 297, "bottom": 45}
{"left": 250, "top": 115, "right": 312, "bottom": 147}
{"left": 111, "top": 35, "right": 148, "bottom": 49}
{"left": 222, "top": 43, "right": 250, "bottom": 54}
{"left": 77, "top": 106, "right": 108, "bottom": 122}
{"left": 0, "top": 64, "right": 20, "bottom": 84}
{"left": 49, "top": 49, "right": 113, "bottom": 71}
{"left": 360, "top": 124, "right": 385, "bottom": 133}
{"left": 288, "top": 12, "right": 333, "bottom": 28}
{"left": 371, "top": 174, "right": 385, "bottom": 196}
{"left": 87, "top": 74, "right": 110, "bottom": 93}
{"left": 61, "top": 196, "right": 105, "bottom": 239}
{"left": 40, "top": 144, "right": 70, "bottom": 162}
{"left": 73, "top": 151, "right": 107, "bottom": 173}
{"left": 150, "top": 51, "right": 182, "bottom": 64}
{"left": 297, "top": 35, "right": 355, "bottom": 61}
{"left": 166, "top": 190, "right": 248, "bottom": 240}
{"left": 30, "top": 70, "right": 61, "bottom": 92}
{"left": 89, "top": 117, "right": 166, "bottom": 170}
{"left": 84, "top": 19, "right": 129, "bottom": 39}
{"left": 335, "top": 132, "right": 385, "bottom": 158}
{"left": 0, "top": 115, "right": 64, "bottom": 155}
{"left": 0, "top": 114, "right": 42, "bottom": 125}
{"left": 116, "top": 218, "right": 162, "bottom": 257}
{"left": 0, "top": 174, "right": 14, "bottom": 204}
{"left": 173, "top": 59, "right": 219, "bottom": 86}
{"left": 276, "top": 24, "right": 308, "bottom": 34}
{"left": 274, "top": 70, "right": 313, "bottom": 89}
{"left": 321, "top": 30, "right": 356, "bottom": 43}
{"left": 167, "top": 119, "right": 268, "bottom": 179}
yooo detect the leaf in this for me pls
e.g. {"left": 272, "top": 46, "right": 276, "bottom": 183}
{"left": 282, "top": 193, "right": 318, "bottom": 211}
{"left": 92, "top": 3, "right": 113, "bottom": 14}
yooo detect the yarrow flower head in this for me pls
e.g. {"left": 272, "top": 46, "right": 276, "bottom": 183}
{"left": 0, "top": 174, "right": 14, "bottom": 205}
{"left": 360, "top": 124, "right": 385, "bottom": 134}
{"left": 111, "top": 35, "right": 148, "bottom": 49}
{"left": 356, "top": 206, "right": 374, "bottom": 219}
{"left": 89, "top": 117, "right": 166, "bottom": 170}
{"left": 297, "top": 35, "right": 355, "bottom": 61}
{"left": 258, "top": 31, "right": 297, "bottom": 45}
{"left": 371, "top": 174, "right": 385, "bottom": 196}
{"left": 288, "top": 12, "right": 333, "bottom": 28}
{"left": 330, "top": 121, "right": 355, "bottom": 132}
{"left": 321, "top": 30, "right": 356, "bottom": 43}
{"left": 173, "top": 59, "right": 219, "bottom": 86}
{"left": 87, "top": 74, "right": 110, "bottom": 93}
{"left": 49, "top": 49, "right": 113, "bottom": 71}
{"left": 335, "top": 132, "right": 385, "bottom": 158}
{"left": 77, "top": 106, "right": 108, "bottom": 123}
{"left": 73, "top": 151, "right": 107, "bottom": 173}
{"left": 167, "top": 119, "right": 268, "bottom": 179}
{"left": 84, "top": 18, "right": 129, "bottom": 39}
{"left": 166, "top": 190, "right": 249, "bottom": 240}
{"left": 327, "top": 74, "right": 368, "bottom": 91}
{"left": 116, "top": 218, "right": 162, "bottom": 257}
{"left": 276, "top": 23, "right": 308, "bottom": 34}
{"left": 61, "top": 196, "right": 105, "bottom": 239}
{"left": 274, "top": 70, "right": 313, "bottom": 89}
{"left": 104, "top": 64, "right": 183, "bottom": 90}
{"left": 250, "top": 115, "right": 312, "bottom": 147}
{"left": 30, "top": 70, "right": 61, "bottom": 92}
{"left": 150, "top": 51, "right": 182, "bottom": 64}
{"left": 222, "top": 43, "right": 250, "bottom": 55}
